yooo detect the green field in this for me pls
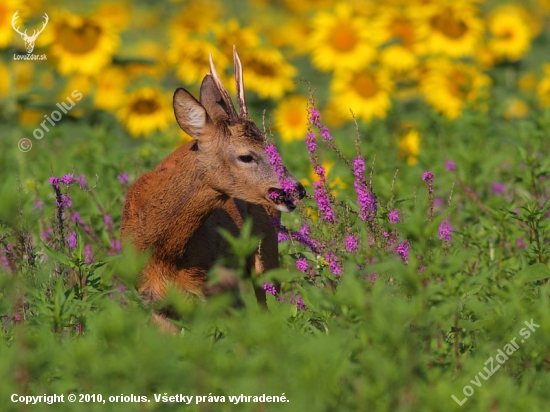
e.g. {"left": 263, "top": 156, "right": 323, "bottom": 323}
{"left": 1, "top": 1, "right": 550, "bottom": 411}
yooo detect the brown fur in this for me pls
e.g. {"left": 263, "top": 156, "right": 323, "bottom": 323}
{"left": 120, "top": 51, "right": 301, "bottom": 331}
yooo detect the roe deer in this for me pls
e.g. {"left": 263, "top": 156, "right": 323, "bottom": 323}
{"left": 121, "top": 47, "right": 305, "bottom": 330}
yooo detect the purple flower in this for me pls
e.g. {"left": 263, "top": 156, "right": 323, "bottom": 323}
{"left": 56, "top": 194, "right": 72, "bottom": 209}
{"left": 344, "top": 235, "right": 359, "bottom": 253}
{"left": 353, "top": 156, "right": 377, "bottom": 221}
{"left": 320, "top": 126, "right": 333, "bottom": 144}
{"left": 110, "top": 239, "right": 121, "bottom": 254}
{"left": 422, "top": 171, "right": 434, "bottom": 194}
{"left": 71, "top": 212, "right": 85, "bottom": 225}
{"left": 75, "top": 174, "right": 87, "bottom": 188}
{"left": 0, "top": 253, "right": 11, "bottom": 273}
{"left": 34, "top": 201, "right": 44, "bottom": 210}
{"left": 309, "top": 107, "right": 321, "bottom": 127}
{"left": 84, "top": 244, "right": 94, "bottom": 263}
{"left": 103, "top": 214, "right": 113, "bottom": 230}
{"left": 445, "top": 160, "right": 456, "bottom": 171}
{"left": 60, "top": 174, "right": 74, "bottom": 186}
{"left": 492, "top": 182, "right": 506, "bottom": 196}
{"left": 296, "top": 258, "right": 308, "bottom": 272}
{"left": 305, "top": 131, "right": 317, "bottom": 156}
{"left": 364, "top": 273, "right": 378, "bottom": 284}
{"left": 117, "top": 171, "right": 129, "bottom": 185}
{"left": 325, "top": 252, "right": 342, "bottom": 275}
{"left": 262, "top": 282, "right": 277, "bottom": 296}
{"left": 67, "top": 231, "right": 77, "bottom": 250}
{"left": 265, "top": 144, "right": 297, "bottom": 195}
{"left": 516, "top": 236, "right": 527, "bottom": 249}
{"left": 49, "top": 176, "right": 60, "bottom": 190}
{"left": 388, "top": 210, "right": 399, "bottom": 224}
{"left": 290, "top": 293, "right": 307, "bottom": 310}
{"left": 314, "top": 182, "right": 338, "bottom": 223}
{"left": 438, "top": 219, "right": 453, "bottom": 243}
{"left": 394, "top": 240, "right": 410, "bottom": 263}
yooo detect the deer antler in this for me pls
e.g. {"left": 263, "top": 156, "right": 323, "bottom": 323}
{"left": 233, "top": 46, "right": 249, "bottom": 120}
{"left": 11, "top": 11, "right": 27, "bottom": 37}
{"left": 29, "top": 13, "right": 49, "bottom": 40}
{"left": 208, "top": 53, "right": 238, "bottom": 120}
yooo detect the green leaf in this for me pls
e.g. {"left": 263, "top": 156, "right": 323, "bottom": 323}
{"left": 515, "top": 263, "right": 550, "bottom": 284}
{"left": 43, "top": 243, "right": 72, "bottom": 266}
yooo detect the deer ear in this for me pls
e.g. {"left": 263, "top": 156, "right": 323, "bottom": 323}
{"left": 200, "top": 74, "right": 233, "bottom": 123}
{"left": 173, "top": 88, "right": 211, "bottom": 138}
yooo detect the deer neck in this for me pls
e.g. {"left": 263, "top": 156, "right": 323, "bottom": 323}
{"left": 150, "top": 152, "right": 228, "bottom": 260}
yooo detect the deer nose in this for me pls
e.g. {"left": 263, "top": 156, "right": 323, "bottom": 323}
{"left": 295, "top": 182, "right": 306, "bottom": 199}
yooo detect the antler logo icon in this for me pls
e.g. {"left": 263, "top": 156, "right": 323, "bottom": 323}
{"left": 12, "top": 11, "right": 49, "bottom": 54}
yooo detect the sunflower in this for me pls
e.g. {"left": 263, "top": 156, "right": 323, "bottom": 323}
{"left": 240, "top": 48, "right": 296, "bottom": 100}
{"left": 169, "top": 0, "right": 222, "bottom": 38}
{"left": 168, "top": 38, "right": 228, "bottom": 87}
{"left": 118, "top": 87, "right": 172, "bottom": 138}
{"left": 503, "top": 99, "right": 529, "bottom": 120}
{"left": 11, "top": 61, "right": 34, "bottom": 93}
{"left": 94, "top": 66, "right": 127, "bottom": 112}
{"left": 397, "top": 129, "right": 421, "bottom": 165}
{"left": 537, "top": 64, "right": 550, "bottom": 108}
{"left": 309, "top": 3, "right": 378, "bottom": 72}
{"left": 376, "top": 5, "right": 422, "bottom": 72}
{"left": 330, "top": 68, "right": 394, "bottom": 122}
{"left": 264, "top": 17, "right": 311, "bottom": 56}
{"left": 274, "top": 95, "right": 308, "bottom": 143}
{"left": 96, "top": 2, "right": 130, "bottom": 31}
{"left": 50, "top": 11, "right": 120, "bottom": 76}
{"left": 0, "top": 62, "right": 9, "bottom": 97}
{"left": 417, "top": 2, "right": 484, "bottom": 58}
{"left": 420, "top": 59, "right": 491, "bottom": 119}
{"left": 0, "top": 0, "right": 26, "bottom": 48}
{"left": 487, "top": 6, "right": 531, "bottom": 62}
{"left": 214, "top": 19, "right": 260, "bottom": 58}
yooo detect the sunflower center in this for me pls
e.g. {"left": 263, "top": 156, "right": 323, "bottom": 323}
{"left": 329, "top": 24, "right": 359, "bottom": 52}
{"left": 58, "top": 20, "right": 102, "bottom": 54}
{"left": 447, "top": 70, "right": 471, "bottom": 99}
{"left": 498, "top": 28, "right": 515, "bottom": 40}
{"left": 130, "top": 97, "right": 160, "bottom": 115}
{"left": 430, "top": 9, "right": 468, "bottom": 39}
{"left": 248, "top": 58, "right": 276, "bottom": 77}
{"left": 391, "top": 17, "right": 415, "bottom": 47}
{"left": 287, "top": 111, "right": 302, "bottom": 127}
{"left": 351, "top": 72, "right": 379, "bottom": 99}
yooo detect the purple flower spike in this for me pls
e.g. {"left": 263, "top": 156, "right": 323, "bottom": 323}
{"left": 344, "top": 235, "right": 359, "bottom": 253}
{"left": 422, "top": 171, "right": 434, "bottom": 194}
{"left": 445, "top": 160, "right": 456, "bottom": 171}
{"left": 388, "top": 210, "right": 399, "bottom": 224}
{"left": 262, "top": 282, "right": 277, "bottom": 296}
{"left": 117, "top": 171, "right": 129, "bottom": 185}
{"left": 353, "top": 156, "right": 377, "bottom": 221}
{"left": 296, "top": 258, "right": 308, "bottom": 273}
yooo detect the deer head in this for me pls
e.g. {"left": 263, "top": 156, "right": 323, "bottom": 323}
{"left": 12, "top": 11, "right": 49, "bottom": 54}
{"left": 173, "top": 46, "right": 305, "bottom": 212}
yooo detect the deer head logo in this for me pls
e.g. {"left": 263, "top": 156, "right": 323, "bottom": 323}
{"left": 12, "top": 11, "right": 49, "bottom": 54}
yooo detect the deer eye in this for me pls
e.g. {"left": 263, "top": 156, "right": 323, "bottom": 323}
{"left": 238, "top": 155, "right": 254, "bottom": 163}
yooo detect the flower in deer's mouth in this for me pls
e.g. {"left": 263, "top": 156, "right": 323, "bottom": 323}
{"left": 417, "top": 2, "right": 483, "bottom": 58}
{"left": 118, "top": 87, "right": 172, "bottom": 138}
{"left": 329, "top": 68, "right": 394, "bottom": 122}
{"left": 274, "top": 95, "right": 309, "bottom": 143}
{"left": 487, "top": 5, "right": 532, "bottom": 62}
{"left": 420, "top": 59, "right": 491, "bottom": 119}
{"left": 50, "top": 11, "right": 120, "bottom": 75}
{"left": 240, "top": 48, "right": 296, "bottom": 100}
{"left": 168, "top": 37, "right": 228, "bottom": 87}
{"left": 309, "top": 3, "right": 378, "bottom": 72}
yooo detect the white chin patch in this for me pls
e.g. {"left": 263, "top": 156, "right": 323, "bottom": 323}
{"left": 275, "top": 204, "right": 291, "bottom": 213}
